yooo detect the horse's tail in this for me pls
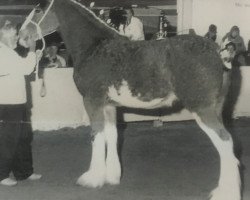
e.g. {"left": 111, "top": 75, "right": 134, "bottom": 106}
{"left": 222, "top": 70, "right": 231, "bottom": 98}
{"left": 216, "top": 69, "right": 232, "bottom": 119}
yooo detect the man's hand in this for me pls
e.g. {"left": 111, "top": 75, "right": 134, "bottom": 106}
{"left": 19, "top": 28, "right": 36, "bottom": 51}
{"left": 26, "top": 36, "right": 36, "bottom": 52}
{"left": 35, "top": 50, "right": 43, "bottom": 61}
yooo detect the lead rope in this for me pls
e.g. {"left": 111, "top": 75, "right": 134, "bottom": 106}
{"left": 20, "top": 0, "right": 55, "bottom": 97}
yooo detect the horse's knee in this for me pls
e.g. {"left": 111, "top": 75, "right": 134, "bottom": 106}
{"left": 103, "top": 105, "right": 116, "bottom": 123}
{"left": 90, "top": 121, "right": 104, "bottom": 137}
{"left": 217, "top": 129, "right": 231, "bottom": 141}
{"left": 84, "top": 100, "right": 105, "bottom": 136}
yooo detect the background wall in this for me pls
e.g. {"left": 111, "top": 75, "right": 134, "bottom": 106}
{"left": 177, "top": 0, "right": 193, "bottom": 34}
{"left": 177, "top": 0, "right": 250, "bottom": 46}
{"left": 30, "top": 68, "right": 89, "bottom": 131}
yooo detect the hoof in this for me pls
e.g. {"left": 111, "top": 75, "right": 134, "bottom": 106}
{"left": 105, "top": 162, "right": 121, "bottom": 185}
{"left": 76, "top": 171, "right": 105, "bottom": 188}
{"left": 210, "top": 187, "right": 241, "bottom": 200}
{"left": 105, "top": 174, "right": 120, "bottom": 185}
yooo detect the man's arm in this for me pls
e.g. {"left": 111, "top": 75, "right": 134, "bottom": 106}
{"left": 0, "top": 48, "right": 36, "bottom": 76}
{"left": 0, "top": 36, "right": 37, "bottom": 76}
{"left": 130, "top": 18, "right": 145, "bottom": 41}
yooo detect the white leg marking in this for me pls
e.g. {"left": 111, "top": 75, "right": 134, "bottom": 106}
{"left": 193, "top": 114, "right": 241, "bottom": 200}
{"left": 104, "top": 122, "right": 121, "bottom": 185}
{"left": 77, "top": 132, "right": 106, "bottom": 188}
{"left": 103, "top": 105, "right": 121, "bottom": 185}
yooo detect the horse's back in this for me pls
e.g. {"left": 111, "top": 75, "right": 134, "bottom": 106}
{"left": 76, "top": 35, "right": 225, "bottom": 111}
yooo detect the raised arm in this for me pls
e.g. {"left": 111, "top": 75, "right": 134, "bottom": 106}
{"left": 0, "top": 47, "right": 36, "bottom": 76}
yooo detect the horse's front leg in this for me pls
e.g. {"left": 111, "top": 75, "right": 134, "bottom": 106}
{"left": 77, "top": 101, "right": 106, "bottom": 188}
{"left": 104, "top": 105, "right": 121, "bottom": 185}
{"left": 77, "top": 132, "right": 106, "bottom": 188}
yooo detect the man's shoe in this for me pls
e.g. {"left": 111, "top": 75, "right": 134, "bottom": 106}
{"left": 0, "top": 178, "right": 17, "bottom": 186}
{"left": 27, "top": 173, "right": 42, "bottom": 181}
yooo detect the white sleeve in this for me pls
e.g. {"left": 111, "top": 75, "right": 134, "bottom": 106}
{"left": 0, "top": 48, "right": 36, "bottom": 76}
{"left": 118, "top": 24, "right": 125, "bottom": 35}
{"left": 57, "top": 55, "right": 66, "bottom": 67}
{"left": 130, "top": 20, "right": 145, "bottom": 41}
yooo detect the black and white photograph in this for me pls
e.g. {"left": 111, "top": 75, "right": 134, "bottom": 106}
{"left": 0, "top": 0, "right": 250, "bottom": 199}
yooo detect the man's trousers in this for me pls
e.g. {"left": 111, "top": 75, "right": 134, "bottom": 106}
{"left": 0, "top": 104, "right": 33, "bottom": 181}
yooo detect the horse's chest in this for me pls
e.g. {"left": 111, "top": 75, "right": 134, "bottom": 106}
{"left": 107, "top": 80, "right": 177, "bottom": 109}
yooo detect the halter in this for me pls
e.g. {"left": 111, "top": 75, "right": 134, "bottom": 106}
{"left": 20, "top": 0, "right": 55, "bottom": 82}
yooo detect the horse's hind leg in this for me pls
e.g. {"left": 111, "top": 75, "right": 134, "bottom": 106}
{"left": 77, "top": 100, "right": 106, "bottom": 188}
{"left": 103, "top": 105, "right": 121, "bottom": 185}
{"left": 193, "top": 106, "right": 241, "bottom": 200}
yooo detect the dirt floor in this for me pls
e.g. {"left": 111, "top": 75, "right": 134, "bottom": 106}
{"left": 0, "top": 118, "right": 250, "bottom": 200}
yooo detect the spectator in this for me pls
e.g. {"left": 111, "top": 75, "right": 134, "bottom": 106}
{"left": 220, "top": 42, "right": 236, "bottom": 70}
{"left": 204, "top": 24, "right": 217, "bottom": 42}
{"left": 119, "top": 6, "right": 145, "bottom": 41}
{"left": 221, "top": 41, "right": 246, "bottom": 69}
{"left": 0, "top": 19, "right": 41, "bottom": 186}
{"left": 244, "top": 40, "right": 250, "bottom": 66}
{"left": 221, "top": 26, "right": 246, "bottom": 55}
{"left": 43, "top": 43, "right": 66, "bottom": 68}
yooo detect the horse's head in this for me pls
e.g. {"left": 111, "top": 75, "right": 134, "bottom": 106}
{"left": 19, "top": 6, "right": 43, "bottom": 47}
{"left": 19, "top": 0, "right": 59, "bottom": 48}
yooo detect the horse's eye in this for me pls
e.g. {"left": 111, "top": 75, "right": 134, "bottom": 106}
{"left": 35, "top": 9, "right": 42, "bottom": 13}
{"left": 23, "top": 36, "right": 29, "bottom": 41}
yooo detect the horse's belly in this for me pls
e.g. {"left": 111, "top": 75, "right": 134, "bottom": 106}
{"left": 107, "top": 80, "right": 177, "bottom": 109}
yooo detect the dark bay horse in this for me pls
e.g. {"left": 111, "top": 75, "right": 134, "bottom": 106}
{"left": 21, "top": 0, "right": 241, "bottom": 199}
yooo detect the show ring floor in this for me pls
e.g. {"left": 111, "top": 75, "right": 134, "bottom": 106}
{"left": 0, "top": 118, "right": 250, "bottom": 200}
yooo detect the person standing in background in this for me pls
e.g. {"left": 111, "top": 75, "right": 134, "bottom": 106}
{"left": 221, "top": 26, "right": 246, "bottom": 67}
{"left": 221, "top": 26, "right": 246, "bottom": 55}
{"left": 243, "top": 40, "right": 250, "bottom": 66}
{"left": 43, "top": 43, "right": 66, "bottom": 68}
{"left": 0, "top": 19, "right": 42, "bottom": 186}
{"left": 220, "top": 42, "right": 237, "bottom": 70}
{"left": 119, "top": 6, "right": 145, "bottom": 41}
{"left": 204, "top": 24, "right": 217, "bottom": 42}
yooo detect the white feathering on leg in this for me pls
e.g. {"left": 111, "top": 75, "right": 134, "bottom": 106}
{"left": 193, "top": 113, "right": 241, "bottom": 200}
{"left": 104, "top": 122, "right": 121, "bottom": 185}
{"left": 77, "top": 132, "right": 106, "bottom": 188}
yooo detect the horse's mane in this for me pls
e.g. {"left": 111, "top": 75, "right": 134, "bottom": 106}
{"left": 50, "top": 0, "right": 126, "bottom": 66}
{"left": 54, "top": 0, "right": 122, "bottom": 40}
{"left": 71, "top": 0, "right": 120, "bottom": 35}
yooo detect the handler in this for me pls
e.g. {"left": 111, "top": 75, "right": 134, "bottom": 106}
{"left": 119, "top": 6, "right": 145, "bottom": 41}
{"left": 0, "top": 19, "right": 41, "bottom": 186}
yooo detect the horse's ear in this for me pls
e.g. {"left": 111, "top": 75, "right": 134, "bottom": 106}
{"left": 20, "top": 9, "right": 36, "bottom": 31}
{"left": 33, "top": 0, "right": 51, "bottom": 9}
{"left": 37, "top": 0, "right": 50, "bottom": 9}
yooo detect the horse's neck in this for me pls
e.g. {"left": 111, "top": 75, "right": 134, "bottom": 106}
{"left": 53, "top": 0, "right": 119, "bottom": 65}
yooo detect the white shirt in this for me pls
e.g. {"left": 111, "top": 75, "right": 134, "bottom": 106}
{"left": 46, "top": 55, "right": 66, "bottom": 68}
{"left": 0, "top": 42, "right": 36, "bottom": 104}
{"left": 119, "top": 16, "right": 145, "bottom": 41}
{"left": 220, "top": 47, "right": 237, "bottom": 70}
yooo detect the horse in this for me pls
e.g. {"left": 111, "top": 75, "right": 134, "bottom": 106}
{"left": 20, "top": 0, "right": 241, "bottom": 199}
